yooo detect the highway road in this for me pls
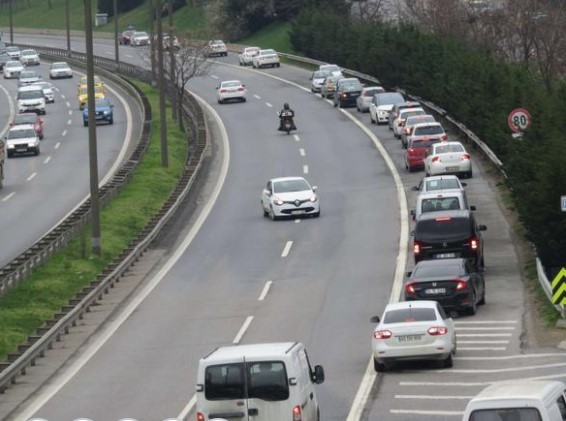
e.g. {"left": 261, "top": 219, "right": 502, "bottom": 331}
{"left": 0, "top": 56, "right": 141, "bottom": 268}
{"left": 2, "top": 33, "right": 565, "bottom": 421}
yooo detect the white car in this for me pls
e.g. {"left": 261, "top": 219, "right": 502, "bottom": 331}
{"left": 3, "top": 60, "right": 24, "bottom": 79}
{"left": 19, "top": 49, "right": 40, "bottom": 66}
{"left": 309, "top": 70, "right": 328, "bottom": 93}
{"left": 49, "top": 61, "right": 73, "bottom": 79}
{"left": 369, "top": 91, "right": 405, "bottom": 124}
{"left": 370, "top": 300, "right": 456, "bottom": 372}
{"left": 6, "top": 46, "right": 20, "bottom": 59}
{"left": 319, "top": 64, "right": 342, "bottom": 74}
{"left": 18, "top": 70, "right": 42, "bottom": 86}
{"left": 238, "top": 46, "right": 260, "bottom": 66}
{"left": 206, "top": 40, "right": 228, "bottom": 57}
{"left": 216, "top": 80, "right": 246, "bottom": 104}
{"left": 4, "top": 124, "right": 41, "bottom": 158}
{"left": 424, "top": 141, "right": 473, "bottom": 178}
{"left": 401, "top": 114, "right": 436, "bottom": 148}
{"left": 131, "top": 31, "right": 150, "bottom": 46}
{"left": 17, "top": 85, "right": 46, "bottom": 115}
{"left": 252, "top": 49, "right": 280, "bottom": 68}
{"left": 32, "top": 81, "right": 55, "bottom": 103}
{"left": 261, "top": 177, "right": 320, "bottom": 220}
{"left": 412, "top": 175, "right": 467, "bottom": 194}
{"left": 393, "top": 107, "right": 426, "bottom": 138}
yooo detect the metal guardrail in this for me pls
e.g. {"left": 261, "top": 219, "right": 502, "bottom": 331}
{"left": 0, "top": 45, "right": 209, "bottom": 393}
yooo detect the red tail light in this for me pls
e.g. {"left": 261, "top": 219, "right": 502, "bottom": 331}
{"left": 405, "top": 282, "right": 416, "bottom": 294}
{"left": 373, "top": 330, "right": 393, "bottom": 339}
{"left": 456, "top": 279, "right": 467, "bottom": 290}
{"left": 428, "top": 326, "right": 448, "bottom": 336}
{"left": 237, "top": 87, "right": 244, "bottom": 91}
{"left": 197, "top": 412, "right": 205, "bottom": 421}
{"left": 413, "top": 241, "right": 421, "bottom": 254}
{"left": 220, "top": 89, "right": 227, "bottom": 93}
{"left": 432, "top": 157, "right": 440, "bottom": 163}
{"left": 470, "top": 238, "right": 479, "bottom": 250}
{"left": 408, "top": 148, "right": 414, "bottom": 153}
{"left": 442, "top": 134, "right": 448, "bottom": 140}
{"left": 462, "top": 154, "right": 471, "bottom": 160}
{"left": 405, "top": 128, "right": 411, "bottom": 135}
{"left": 293, "top": 404, "right": 302, "bottom": 420}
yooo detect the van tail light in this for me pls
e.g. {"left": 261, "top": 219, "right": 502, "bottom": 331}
{"left": 197, "top": 412, "right": 205, "bottom": 421}
{"left": 413, "top": 241, "right": 422, "bottom": 255}
{"left": 405, "top": 282, "right": 416, "bottom": 295}
{"left": 470, "top": 237, "right": 479, "bottom": 250}
{"left": 428, "top": 326, "right": 448, "bottom": 336}
{"left": 432, "top": 157, "right": 440, "bottom": 163}
{"left": 455, "top": 279, "right": 467, "bottom": 290}
{"left": 373, "top": 330, "right": 393, "bottom": 340}
{"left": 293, "top": 404, "right": 302, "bottom": 420}
{"left": 462, "top": 154, "right": 471, "bottom": 160}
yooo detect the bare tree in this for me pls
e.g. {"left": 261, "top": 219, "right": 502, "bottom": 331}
{"left": 352, "top": 0, "right": 388, "bottom": 23}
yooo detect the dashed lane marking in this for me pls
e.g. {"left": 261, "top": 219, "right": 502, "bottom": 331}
{"left": 44, "top": 156, "right": 51, "bottom": 164}
{"left": 253, "top": 94, "right": 261, "bottom": 99}
{"left": 55, "top": 142, "right": 61, "bottom": 149}
{"left": 299, "top": 148, "right": 305, "bottom": 156}
{"left": 281, "top": 241, "right": 293, "bottom": 257}
{"left": 2, "top": 192, "right": 15, "bottom": 202}
{"left": 62, "top": 130, "right": 67, "bottom": 137}
{"left": 233, "top": 316, "right": 253, "bottom": 344}
{"left": 303, "top": 165, "right": 309, "bottom": 174}
{"left": 266, "top": 102, "right": 273, "bottom": 107}
{"left": 258, "top": 281, "right": 273, "bottom": 301}
{"left": 294, "top": 134, "right": 300, "bottom": 141}
{"left": 27, "top": 172, "right": 37, "bottom": 181}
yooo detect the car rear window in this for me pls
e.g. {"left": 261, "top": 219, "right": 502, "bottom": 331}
{"left": 425, "top": 179, "right": 461, "bottom": 191}
{"left": 469, "top": 408, "right": 543, "bottom": 421}
{"left": 434, "top": 144, "right": 465, "bottom": 154}
{"left": 421, "top": 197, "right": 461, "bottom": 213}
{"left": 407, "top": 115, "right": 436, "bottom": 126}
{"left": 416, "top": 217, "right": 472, "bottom": 241}
{"left": 413, "top": 262, "right": 463, "bottom": 278}
{"left": 414, "top": 125, "right": 444, "bottom": 136}
{"left": 400, "top": 110, "right": 425, "bottom": 119}
{"left": 205, "top": 363, "right": 245, "bottom": 400}
{"left": 248, "top": 361, "right": 290, "bottom": 401}
{"left": 13, "top": 115, "right": 36, "bottom": 124}
{"left": 342, "top": 84, "right": 362, "bottom": 92}
{"left": 383, "top": 308, "right": 437, "bottom": 323}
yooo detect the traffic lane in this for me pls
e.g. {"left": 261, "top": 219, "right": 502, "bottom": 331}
{"left": 0, "top": 80, "right": 15, "bottom": 137}
{"left": 0, "top": 65, "right": 136, "bottom": 267}
{"left": 29, "top": 63, "right": 400, "bottom": 420}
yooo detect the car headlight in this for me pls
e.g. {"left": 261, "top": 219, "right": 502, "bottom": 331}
{"left": 103, "top": 110, "right": 111, "bottom": 115}
{"left": 7, "top": 144, "right": 14, "bottom": 149}
{"left": 273, "top": 197, "right": 284, "bottom": 206}
{"left": 309, "top": 195, "right": 318, "bottom": 203}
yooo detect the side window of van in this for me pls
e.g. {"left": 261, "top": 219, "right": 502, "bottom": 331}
{"left": 557, "top": 394, "right": 566, "bottom": 420}
{"left": 205, "top": 363, "right": 245, "bottom": 400}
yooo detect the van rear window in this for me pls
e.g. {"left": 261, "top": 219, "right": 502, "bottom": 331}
{"left": 248, "top": 361, "right": 290, "bottom": 401}
{"left": 416, "top": 217, "right": 471, "bottom": 241}
{"left": 205, "top": 363, "right": 245, "bottom": 400}
{"left": 469, "top": 408, "right": 542, "bottom": 421}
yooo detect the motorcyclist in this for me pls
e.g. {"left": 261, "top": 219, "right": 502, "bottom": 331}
{"left": 278, "top": 103, "right": 297, "bottom": 131}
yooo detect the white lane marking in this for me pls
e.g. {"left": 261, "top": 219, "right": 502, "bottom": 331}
{"left": 390, "top": 410, "right": 462, "bottom": 416}
{"left": 17, "top": 93, "right": 229, "bottom": 421}
{"left": 458, "top": 347, "right": 506, "bottom": 351}
{"left": 68, "top": 110, "right": 72, "bottom": 115}
{"left": 455, "top": 320, "right": 517, "bottom": 324}
{"left": 303, "top": 165, "right": 309, "bottom": 174}
{"left": 456, "top": 327, "right": 515, "bottom": 331}
{"left": 233, "top": 316, "right": 254, "bottom": 344}
{"left": 457, "top": 340, "right": 509, "bottom": 344}
{"left": 105, "top": 51, "right": 113, "bottom": 55}
{"left": 456, "top": 353, "right": 566, "bottom": 360}
{"left": 55, "top": 142, "right": 61, "bottom": 149}
{"left": 299, "top": 148, "right": 305, "bottom": 157}
{"left": 395, "top": 395, "right": 474, "bottom": 400}
{"left": 61, "top": 94, "right": 66, "bottom": 100}
{"left": 281, "top": 241, "right": 293, "bottom": 257}
{"left": 44, "top": 156, "right": 51, "bottom": 164}
{"left": 0, "top": 83, "right": 16, "bottom": 138}
{"left": 446, "top": 362, "right": 566, "bottom": 374}
{"left": 258, "top": 281, "right": 273, "bottom": 301}
{"left": 62, "top": 130, "right": 67, "bottom": 137}
{"left": 125, "top": 54, "right": 133, "bottom": 58}
{"left": 295, "top": 219, "right": 300, "bottom": 223}
{"left": 401, "top": 372, "right": 566, "bottom": 387}
{"left": 178, "top": 395, "right": 197, "bottom": 421}
{"left": 266, "top": 102, "right": 273, "bottom": 107}
{"left": 67, "top": 120, "right": 72, "bottom": 125}
{"left": 27, "top": 173, "right": 37, "bottom": 181}
{"left": 253, "top": 94, "right": 261, "bottom": 99}
{"left": 210, "top": 75, "right": 219, "bottom": 79}
{"left": 66, "top": 101, "right": 70, "bottom": 108}
{"left": 457, "top": 333, "right": 512, "bottom": 337}
{"left": 294, "top": 134, "right": 300, "bottom": 141}
{"left": 2, "top": 192, "right": 15, "bottom": 202}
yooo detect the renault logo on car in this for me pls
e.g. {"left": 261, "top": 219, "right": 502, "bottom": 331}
{"left": 295, "top": 199, "right": 301, "bottom": 207}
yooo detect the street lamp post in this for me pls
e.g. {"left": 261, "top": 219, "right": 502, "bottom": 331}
{"left": 148, "top": 0, "right": 157, "bottom": 85}
{"left": 157, "top": 0, "right": 168, "bottom": 167}
{"left": 83, "top": 0, "right": 102, "bottom": 256}
{"left": 9, "top": 0, "right": 14, "bottom": 44}
{"left": 169, "top": 0, "right": 177, "bottom": 121}
{"left": 66, "top": 0, "right": 71, "bottom": 52}
{"left": 114, "top": 0, "right": 119, "bottom": 63}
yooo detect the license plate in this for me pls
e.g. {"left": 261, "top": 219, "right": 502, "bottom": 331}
{"left": 446, "top": 166, "right": 459, "bottom": 171}
{"left": 351, "top": 93, "right": 359, "bottom": 97}
{"left": 398, "top": 335, "right": 422, "bottom": 342}
{"left": 425, "top": 288, "right": 446, "bottom": 294}
{"left": 292, "top": 210, "right": 306, "bottom": 215}
{"left": 435, "top": 253, "right": 456, "bottom": 259}
{"left": 16, "top": 148, "right": 27, "bottom": 152}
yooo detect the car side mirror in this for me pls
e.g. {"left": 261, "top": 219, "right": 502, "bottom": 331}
{"left": 461, "top": 182, "right": 467, "bottom": 187}
{"left": 470, "top": 205, "right": 476, "bottom": 211}
{"left": 264, "top": 189, "right": 271, "bottom": 196}
{"left": 478, "top": 224, "right": 487, "bottom": 231}
{"left": 411, "top": 186, "right": 419, "bottom": 191}
{"left": 312, "top": 186, "right": 318, "bottom": 192}
{"left": 370, "top": 315, "right": 380, "bottom": 323}
{"left": 406, "top": 270, "right": 412, "bottom": 277}
{"left": 215, "top": 86, "right": 219, "bottom": 90}
{"left": 410, "top": 230, "right": 415, "bottom": 236}
{"left": 313, "top": 365, "right": 325, "bottom": 384}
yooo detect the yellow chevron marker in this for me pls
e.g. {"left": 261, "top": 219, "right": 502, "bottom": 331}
{"left": 551, "top": 267, "right": 566, "bottom": 305}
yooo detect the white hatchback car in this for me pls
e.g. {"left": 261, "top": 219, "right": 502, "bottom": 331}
{"left": 261, "top": 177, "right": 320, "bottom": 220}
{"left": 424, "top": 141, "right": 473, "bottom": 178}
{"left": 393, "top": 107, "right": 426, "bottom": 138}
{"left": 412, "top": 175, "right": 467, "bottom": 194}
{"left": 371, "top": 300, "right": 456, "bottom": 372}
{"left": 3, "top": 60, "right": 24, "bottom": 79}
{"left": 252, "top": 49, "right": 280, "bottom": 68}
{"left": 238, "top": 46, "right": 260, "bottom": 65}
{"left": 19, "top": 49, "right": 40, "bottom": 66}
{"left": 216, "top": 80, "right": 246, "bottom": 104}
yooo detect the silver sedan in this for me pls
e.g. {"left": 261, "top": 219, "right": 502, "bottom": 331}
{"left": 261, "top": 177, "right": 320, "bottom": 220}
{"left": 356, "top": 86, "right": 385, "bottom": 112}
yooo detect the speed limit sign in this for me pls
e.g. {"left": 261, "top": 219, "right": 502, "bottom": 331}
{"left": 508, "top": 108, "right": 532, "bottom": 133}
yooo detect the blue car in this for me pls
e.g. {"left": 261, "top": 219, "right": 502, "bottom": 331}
{"left": 83, "top": 97, "right": 114, "bottom": 126}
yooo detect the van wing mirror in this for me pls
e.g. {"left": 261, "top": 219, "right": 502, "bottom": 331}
{"left": 470, "top": 205, "right": 476, "bottom": 211}
{"left": 313, "top": 365, "right": 325, "bottom": 384}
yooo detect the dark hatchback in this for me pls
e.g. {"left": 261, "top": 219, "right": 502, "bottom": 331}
{"left": 333, "top": 81, "right": 363, "bottom": 108}
{"left": 404, "top": 258, "right": 485, "bottom": 315}
{"left": 413, "top": 209, "right": 487, "bottom": 270}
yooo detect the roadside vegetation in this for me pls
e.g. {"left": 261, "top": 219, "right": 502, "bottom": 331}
{"left": 0, "top": 83, "right": 188, "bottom": 361}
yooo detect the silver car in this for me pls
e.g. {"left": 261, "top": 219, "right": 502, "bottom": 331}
{"left": 310, "top": 70, "right": 328, "bottom": 93}
{"left": 424, "top": 141, "right": 473, "bottom": 178}
{"left": 356, "top": 86, "right": 385, "bottom": 112}
{"left": 261, "top": 177, "right": 320, "bottom": 220}
{"left": 49, "top": 61, "right": 73, "bottom": 79}
{"left": 3, "top": 60, "right": 24, "bottom": 78}
{"left": 19, "top": 49, "right": 40, "bottom": 65}
{"left": 412, "top": 175, "right": 467, "bottom": 194}
{"left": 32, "top": 81, "right": 55, "bottom": 103}
{"left": 5, "top": 124, "right": 41, "bottom": 157}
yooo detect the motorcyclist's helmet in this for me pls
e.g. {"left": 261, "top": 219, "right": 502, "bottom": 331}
{"left": 283, "top": 103, "right": 290, "bottom": 110}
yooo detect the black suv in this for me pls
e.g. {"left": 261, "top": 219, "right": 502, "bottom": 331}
{"left": 412, "top": 210, "right": 487, "bottom": 269}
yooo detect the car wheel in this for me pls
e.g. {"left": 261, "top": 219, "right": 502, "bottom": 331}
{"left": 407, "top": 164, "right": 413, "bottom": 173}
{"left": 478, "top": 288, "right": 486, "bottom": 305}
{"left": 7, "top": 151, "right": 13, "bottom": 158}
{"left": 241, "top": 97, "right": 246, "bottom": 103}
{"left": 313, "top": 210, "right": 320, "bottom": 218}
{"left": 373, "top": 358, "right": 386, "bottom": 373}
{"left": 39, "top": 134, "right": 44, "bottom": 140}
{"left": 467, "top": 292, "right": 477, "bottom": 315}
{"left": 442, "top": 353, "right": 453, "bottom": 368}
{"left": 467, "top": 170, "right": 473, "bottom": 178}
{"left": 333, "top": 102, "right": 337, "bottom": 108}
{"left": 109, "top": 118, "right": 114, "bottom": 125}
{"left": 370, "top": 114, "right": 375, "bottom": 124}
{"left": 217, "top": 99, "right": 223, "bottom": 104}
{"left": 269, "top": 206, "right": 278, "bottom": 221}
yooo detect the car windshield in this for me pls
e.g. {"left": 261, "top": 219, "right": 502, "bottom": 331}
{"left": 6, "top": 46, "right": 18, "bottom": 52}
{"left": 7, "top": 62, "right": 21, "bottom": 68}
{"left": 376, "top": 93, "right": 405, "bottom": 105}
{"left": 421, "top": 197, "right": 461, "bottom": 213}
{"left": 416, "top": 217, "right": 472, "bottom": 241}
{"left": 434, "top": 143, "right": 465, "bottom": 154}
{"left": 95, "top": 99, "right": 110, "bottom": 107}
{"left": 21, "top": 50, "right": 36, "bottom": 56}
{"left": 20, "top": 71, "right": 36, "bottom": 78}
{"left": 410, "top": 139, "right": 441, "bottom": 149}
{"left": 469, "top": 408, "right": 543, "bottom": 421}
{"left": 221, "top": 81, "right": 242, "bottom": 88}
{"left": 274, "top": 179, "right": 310, "bottom": 193}
{"left": 320, "top": 64, "right": 341, "bottom": 73}
{"left": 80, "top": 86, "right": 102, "bottom": 95}
{"left": 261, "top": 49, "right": 276, "bottom": 55}
{"left": 52, "top": 63, "right": 68, "bottom": 69}
{"left": 383, "top": 308, "right": 437, "bottom": 324}
{"left": 18, "top": 90, "right": 43, "bottom": 100}
{"left": 413, "top": 262, "right": 464, "bottom": 278}
{"left": 415, "top": 125, "right": 444, "bottom": 136}
{"left": 13, "top": 115, "right": 36, "bottom": 124}
{"left": 8, "top": 128, "right": 36, "bottom": 139}
{"left": 133, "top": 32, "right": 147, "bottom": 37}
{"left": 313, "top": 71, "right": 326, "bottom": 79}
{"left": 342, "top": 83, "right": 362, "bottom": 92}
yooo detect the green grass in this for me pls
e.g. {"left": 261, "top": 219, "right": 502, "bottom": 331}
{"left": 239, "top": 21, "right": 293, "bottom": 53}
{"left": 0, "top": 0, "right": 207, "bottom": 34}
{"left": 0, "top": 82, "right": 188, "bottom": 361}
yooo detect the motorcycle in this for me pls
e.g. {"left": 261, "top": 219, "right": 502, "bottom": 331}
{"left": 278, "top": 111, "right": 296, "bottom": 135}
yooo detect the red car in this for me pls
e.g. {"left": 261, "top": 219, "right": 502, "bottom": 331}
{"left": 119, "top": 29, "right": 136, "bottom": 45}
{"left": 405, "top": 137, "right": 442, "bottom": 172}
{"left": 10, "top": 113, "right": 44, "bottom": 140}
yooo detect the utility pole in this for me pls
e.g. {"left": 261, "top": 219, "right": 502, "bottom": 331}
{"left": 84, "top": 0, "right": 102, "bottom": 256}
{"left": 66, "top": 0, "right": 71, "bottom": 52}
{"left": 114, "top": 0, "right": 119, "bottom": 63}
{"left": 148, "top": 0, "right": 157, "bottom": 85}
{"left": 169, "top": 0, "right": 177, "bottom": 121}
{"left": 9, "top": 0, "right": 13, "bottom": 44}
{"left": 157, "top": 0, "right": 168, "bottom": 167}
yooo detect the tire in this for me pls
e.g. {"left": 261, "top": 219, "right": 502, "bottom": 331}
{"left": 83, "top": 121, "right": 88, "bottom": 127}
{"left": 478, "top": 283, "right": 486, "bottom": 305}
{"left": 407, "top": 164, "right": 413, "bottom": 173}
{"left": 313, "top": 210, "right": 320, "bottom": 218}
{"left": 217, "top": 99, "right": 223, "bottom": 104}
{"left": 35, "top": 148, "right": 40, "bottom": 156}
{"left": 276, "top": 63, "right": 280, "bottom": 67}
{"left": 109, "top": 118, "right": 114, "bottom": 125}
{"left": 269, "top": 206, "right": 278, "bottom": 221}
{"left": 39, "top": 134, "right": 44, "bottom": 140}
{"left": 262, "top": 203, "right": 268, "bottom": 217}
{"left": 442, "top": 353, "right": 453, "bottom": 368}
{"left": 242, "top": 98, "right": 246, "bottom": 103}
{"left": 373, "top": 358, "right": 386, "bottom": 373}
{"left": 467, "top": 170, "right": 473, "bottom": 178}
{"left": 7, "top": 151, "right": 13, "bottom": 158}
{"left": 467, "top": 292, "right": 477, "bottom": 315}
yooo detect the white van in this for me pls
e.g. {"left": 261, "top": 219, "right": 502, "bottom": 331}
{"left": 196, "top": 342, "right": 325, "bottom": 421}
{"left": 411, "top": 189, "right": 475, "bottom": 220}
{"left": 462, "top": 380, "right": 566, "bottom": 421}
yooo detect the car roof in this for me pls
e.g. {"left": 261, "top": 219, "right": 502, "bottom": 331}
{"left": 422, "top": 175, "right": 461, "bottom": 183}
{"left": 270, "top": 176, "right": 308, "bottom": 183}
{"left": 52, "top": 61, "right": 69, "bottom": 66}
{"left": 470, "top": 380, "right": 565, "bottom": 402}
{"left": 18, "top": 85, "right": 43, "bottom": 91}
{"left": 417, "top": 190, "right": 464, "bottom": 199}
{"left": 220, "top": 80, "right": 242, "bottom": 84}
{"left": 414, "top": 258, "right": 466, "bottom": 268}
{"left": 384, "top": 300, "right": 439, "bottom": 311}
{"left": 203, "top": 342, "right": 300, "bottom": 362}
{"left": 417, "top": 209, "right": 471, "bottom": 221}
{"left": 9, "top": 124, "right": 35, "bottom": 131}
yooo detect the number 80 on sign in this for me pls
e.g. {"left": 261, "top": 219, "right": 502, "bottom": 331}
{"left": 508, "top": 108, "right": 532, "bottom": 133}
